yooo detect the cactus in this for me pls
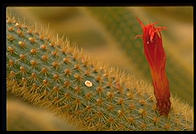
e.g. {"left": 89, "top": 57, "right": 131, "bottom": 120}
{"left": 6, "top": 15, "right": 193, "bottom": 131}
{"left": 86, "top": 7, "right": 193, "bottom": 105}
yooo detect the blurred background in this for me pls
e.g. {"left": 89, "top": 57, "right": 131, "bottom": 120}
{"left": 6, "top": 6, "right": 193, "bottom": 131}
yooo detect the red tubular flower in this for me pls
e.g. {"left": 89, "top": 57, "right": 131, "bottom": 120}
{"left": 136, "top": 17, "right": 171, "bottom": 116}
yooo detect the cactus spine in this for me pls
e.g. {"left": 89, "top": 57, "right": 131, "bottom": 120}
{"left": 6, "top": 15, "right": 193, "bottom": 131}
{"left": 86, "top": 7, "right": 193, "bottom": 105}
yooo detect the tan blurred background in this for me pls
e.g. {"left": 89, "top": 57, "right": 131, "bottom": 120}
{"left": 6, "top": 7, "right": 193, "bottom": 74}
{"left": 6, "top": 6, "right": 193, "bottom": 131}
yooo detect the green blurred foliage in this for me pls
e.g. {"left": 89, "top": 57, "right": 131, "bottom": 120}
{"left": 8, "top": 7, "right": 107, "bottom": 49}
{"left": 141, "top": 7, "right": 193, "bottom": 23}
{"left": 86, "top": 7, "right": 193, "bottom": 105}
{"left": 6, "top": 6, "right": 193, "bottom": 130}
{"left": 7, "top": 96, "right": 80, "bottom": 131}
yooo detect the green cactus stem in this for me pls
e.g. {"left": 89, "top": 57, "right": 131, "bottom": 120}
{"left": 86, "top": 7, "right": 193, "bottom": 105}
{"left": 6, "top": 15, "right": 193, "bottom": 131}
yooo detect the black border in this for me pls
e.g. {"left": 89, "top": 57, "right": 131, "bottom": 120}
{"left": 0, "top": 0, "right": 195, "bottom": 133}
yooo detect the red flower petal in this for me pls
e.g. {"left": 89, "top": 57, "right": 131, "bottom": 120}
{"left": 136, "top": 17, "right": 171, "bottom": 116}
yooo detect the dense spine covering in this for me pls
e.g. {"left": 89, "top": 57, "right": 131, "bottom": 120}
{"left": 6, "top": 16, "right": 193, "bottom": 131}
{"left": 86, "top": 7, "right": 193, "bottom": 105}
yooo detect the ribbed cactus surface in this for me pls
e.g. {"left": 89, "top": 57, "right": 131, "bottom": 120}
{"left": 86, "top": 7, "right": 193, "bottom": 105}
{"left": 6, "top": 15, "right": 193, "bottom": 131}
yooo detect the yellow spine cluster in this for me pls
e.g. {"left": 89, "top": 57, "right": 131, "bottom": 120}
{"left": 6, "top": 15, "right": 193, "bottom": 131}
